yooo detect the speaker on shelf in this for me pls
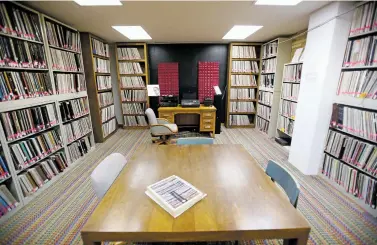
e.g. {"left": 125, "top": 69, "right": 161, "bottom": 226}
{"left": 214, "top": 94, "right": 222, "bottom": 134}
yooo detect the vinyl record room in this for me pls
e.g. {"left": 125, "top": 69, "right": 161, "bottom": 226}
{"left": 0, "top": 1, "right": 376, "bottom": 245}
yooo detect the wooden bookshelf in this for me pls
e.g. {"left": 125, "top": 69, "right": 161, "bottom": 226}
{"left": 0, "top": 2, "right": 94, "bottom": 224}
{"left": 275, "top": 62, "right": 303, "bottom": 142}
{"left": 226, "top": 43, "right": 262, "bottom": 128}
{"left": 81, "top": 33, "right": 117, "bottom": 142}
{"left": 256, "top": 38, "right": 292, "bottom": 137}
{"left": 115, "top": 43, "right": 150, "bottom": 128}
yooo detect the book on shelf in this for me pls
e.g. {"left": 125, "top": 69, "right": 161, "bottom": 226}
{"left": 94, "top": 58, "right": 110, "bottom": 73}
{"left": 231, "top": 61, "right": 259, "bottom": 73}
{"left": 263, "top": 41, "right": 278, "bottom": 58}
{"left": 68, "top": 135, "right": 91, "bottom": 162}
{"left": 54, "top": 73, "right": 86, "bottom": 94}
{"left": 277, "top": 116, "right": 294, "bottom": 136}
{"left": 50, "top": 48, "right": 83, "bottom": 72}
{"left": 145, "top": 175, "right": 207, "bottom": 218}
{"left": 122, "top": 103, "right": 145, "bottom": 115}
{"left": 98, "top": 92, "right": 114, "bottom": 107}
{"left": 1, "top": 103, "right": 58, "bottom": 142}
{"left": 97, "top": 76, "right": 112, "bottom": 90}
{"left": 124, "top": 115, "right": 147, "bottom": 126}
{"left": 231, "top": 75, "right": 257, "bottom": 86}
{"left": 291, "top": 48, "right": 304, "bottom": 63}
{"left": 120, "top": 76, "right": 145, "bottom": 88}
{"left": 325, "top": 130, "right": 377, "bottom": 175}
{"left": 231, "top": 46, "right": 257, "bottom": 58}
{"left": 349, "top": 1, "right": 377, "bottom": 36}
{"left": 92, "top": 38, "right": 109, "bottom": 57}
{"left": 119, "top": 62, "right": 143, "bottom": 74}
{"left": 280, "top": 100, "right": 296, "bottom": 119}
{"left": 262, "top": 58, "right": 277, "bottom": 73}
{"left": 230, "top": 102, "right": 255, "bottom": 113}
{"left": 343, "top": 35, "right": 377, "bottom": 67}
{"left": 0, "top": 154, "right": 10, "bottom": 180}
{"left": 0, "top": 185, "right": 19, "bottom": 216}
{"left": 260, "top": 74, "right": 274, "bottom": 89}
{"left": 117, "top": 47, "right": 142, "bottom": 60}
{"left": 63, "top": 116, "right": 91, "bottom": 144}
{"left": 229, "top": 115, "right": 251, "bottom": 126}
{"left": 258, "top": 91, "right": 272, "bottom": 106}
{"left": 10, "top": 128, "right": 62, "bottom": 170}
{"left": 0, "top": 71, "right": 52, "bottom": 101}
{"left": 0, "top": 2, "right": 42, "bottom": 41}
{"left": 257, "top": 104, "right": 271, "bottom": 120}
{"left": 45, "top": 20, "right": 81, "bottom": 52}
{"left": 59, "top": 97, "right": 89, "bottom": 122}
{"left": 330, "top": 104, "right": 377, "bottom": 142}
{"left": 282, "top": 83, "right": 300, "bottom": 101}
{"left": 101, "top": 105, "right": 115, "bottom": 123}
{"left": 284, "top": 64, "right": 302, "bottom": 83}
{"left": 0, "top": 36, "right": 47, "bottom": 69}
{"left": 336, "top": 70, "right": 377, "bottom": 99}
{"left": 18, "top": 151, "right": 68, "bottom": 197}
{"left": 322, "top": 154, "right": 377, "bottom": 209}
{"left": 121, "top": 90, "right": 147, "bottom": 102}
{"left": 102, "top": 118, "right": 116, "bottom": 138}
{"left": 256, "top": 116, "right": 269, "bottom": 133}
{"left": 230, "top": 88, "right": 256, "bottom": 100}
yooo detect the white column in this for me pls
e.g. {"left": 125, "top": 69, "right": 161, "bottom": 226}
{"left": 288, "top": 1, "right": 354, "bottom": 175}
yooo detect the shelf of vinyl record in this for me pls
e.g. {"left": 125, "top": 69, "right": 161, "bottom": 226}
{"left": 276, "top": 62, "right": 303, "bottom": 138}
{"left": 116, "top": 44, "right": 149, "bottom": 128}
{"left": 227, "top": 43, "right": 261, "bottom": 128}
{"left": 321, "top": 103, "right": 377, "bottom": 216}
{"left": 336, "top": 1, "right": 377, "bottom": 109}
{"left": 0, "top": 97, "right": 94, "bottom": 221}
{"left": 0, "top": 2, "right": 88, "bottom": 109}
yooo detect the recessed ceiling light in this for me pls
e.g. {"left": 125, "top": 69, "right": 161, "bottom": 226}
{"left": 112, "top": 26, "right": 152, "bottom": 40}
{"left": 255, "top": 0, "right": 303, "bottom": 6}
{"left": 74, "top": 0, "right": 122, "bottom": 6}
{"left": 222, "top": 25, "right": 263, "bottom": 40}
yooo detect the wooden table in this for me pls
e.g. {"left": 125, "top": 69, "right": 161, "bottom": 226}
{"left": 81, "top": 145, "right": 310, "bottom": 245}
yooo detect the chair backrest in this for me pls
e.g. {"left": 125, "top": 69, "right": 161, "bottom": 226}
{"left": 90, "top": 153, "right": 127, "bottom": 199}
{"left": 265, "top": 160, "right": 300, "bottom": 208}
{"left": 176, "top": 137, "right": 214, "bottom": 145}
{"left": 145, "top": 108, "right": 157, "bottom": 125}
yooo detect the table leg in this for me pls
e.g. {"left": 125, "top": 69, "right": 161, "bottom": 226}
{"left": 283, "top": 233, "right": 309, "bottom": 245}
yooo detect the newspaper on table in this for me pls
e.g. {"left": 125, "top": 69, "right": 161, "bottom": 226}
{"left": 145, "top": 175, "right": 207, "bottom": 218}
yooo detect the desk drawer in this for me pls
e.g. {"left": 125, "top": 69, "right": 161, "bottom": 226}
{"left": 201, "top": 123, "right": 214, "bottom": 131}
{"left": 202, "top": 112, "right": 215, "bottom": 118}
{"left": 202, "top": 118, "right": 213, "bottom": 124}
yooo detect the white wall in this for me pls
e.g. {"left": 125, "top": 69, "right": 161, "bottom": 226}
{"left": 288, "top": 1, "right": 354, "bottom": 175}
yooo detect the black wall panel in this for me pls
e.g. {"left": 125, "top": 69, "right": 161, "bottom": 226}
{"left": 148, "top": 44, "right": 228, "bottom": 122}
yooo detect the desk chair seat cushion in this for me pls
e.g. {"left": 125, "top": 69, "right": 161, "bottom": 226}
{"left": 151, "top": 124, "right": 178, "bottom": 136}
{"left": 91, "top": 153, "right": 127, "bottom": 199}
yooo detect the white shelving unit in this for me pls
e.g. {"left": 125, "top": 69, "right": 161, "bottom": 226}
{"left": 0, "top": 2, "right": 94, "bottom": 224}
{"left": 256, "top": 38, "right": 292, "bottom": 137}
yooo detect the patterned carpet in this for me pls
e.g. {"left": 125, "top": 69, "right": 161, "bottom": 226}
{"left": 1, "top": 127, "right": 377, "bottom": 245}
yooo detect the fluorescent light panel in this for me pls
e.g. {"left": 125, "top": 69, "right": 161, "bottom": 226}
{"left": 74, "top": 0, "right": 122, "bottom": 6}
{"left": 255, "top": 0, "right": 302, "bottom": 6}
{"left": 222, "top": 25, "right": 263, "bottom": 40}
{"left": 112, "top": 26, "right": 152, "bottom": 40}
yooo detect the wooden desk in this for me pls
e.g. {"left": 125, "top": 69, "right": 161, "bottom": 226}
{"left": 81, "top": 145, "right": 310, "bottom": 245}
{"left": 158, "top": 105, "right": 216, "bottom": 137}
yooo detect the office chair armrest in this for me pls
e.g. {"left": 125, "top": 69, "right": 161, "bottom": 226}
{"left": 156, "top": 118, "right": 171, "bottom": 124}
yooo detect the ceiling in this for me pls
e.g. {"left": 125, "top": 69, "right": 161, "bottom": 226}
{"left": 26, "top": 1, "right": 330, "bottom": 43}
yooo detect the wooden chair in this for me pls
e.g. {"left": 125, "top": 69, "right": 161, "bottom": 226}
{"left": 265, "top": 160, "right": 300, "bottom": 208}
{"left": 90, "top": 153, "right": 127, "bottom": 199}
{"left": 176, "top": 137, "right": 214, "bottom": 145}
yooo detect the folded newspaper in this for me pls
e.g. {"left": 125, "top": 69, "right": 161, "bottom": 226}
{"left": 145, "top": 175, "right": 207, "bottom": 218}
